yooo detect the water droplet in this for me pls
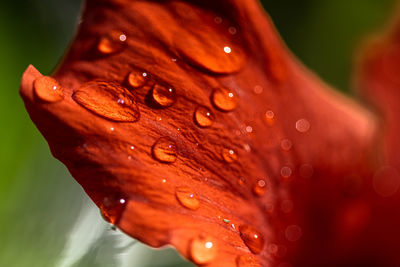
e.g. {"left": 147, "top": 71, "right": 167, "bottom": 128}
{"left": 151, "top": 84, "right": 176, "bottom": 107}
{"left": 236, "top": 255, "right": 261, "bottom": 267}
{"left": 97, "top": 30, "right": 127, "bottom": 55}
{"left": 295, "top": 118, "right": 310, "bottom": 133}
{"left": 253, "top": 85, "right": 263, "bottom": 94}
{"left": 280, "top": 139, "right": 292, "bottom": 151}
{"left": 152, "top": 137, "right": 177, "bottom": 163}
{"left": 245, "top": 125, "right": 253, "bottom": 133}
{"left": 222, "top": 148, "right": 237, "bottom": 163}
{"left": 244, "top": 144, "right": 251, "bottom": 152}
{"left": 253, "top": 179, "right": 267, "bottom": 196}
{"left": 100, "top": 195, "right": 127, "bottom": 225}
{"left": 281, "top": 166, "right": 292, "bottom": 178}
{"left": 285, "top": 225, "right": 302, "bottom": 242}
{"left": 238, "top": 177, "right": 245, "bottom": 186}
{"left": 239, "top": 225, "right": 264, "bottom": 254}
{"left": 33, "top": 76, "right": 64, "bottom": 102}
{"left": 223, "top": 218, "right": 230, "bottom": 224}
{"left": 211, "top": 87, "right": 238, "bottom": 111}
{"left": 162, "top": 178, "right": 167, "bottom": 183}
{"left": 190, "top": 235, "right": 217, "bottom": 265}
{"left": 175, "top": 186, "right": 200, "bottom": 210}
{"left": 214, "top": 17, "right": 222, "bottom": 24}
{"left": 264, "top": 110, "right": 275, "bottom": 126}
{"left": 126, "top": 71, "right": 148, "bottom": 89}
{"left": 373, "top": 166, "right": 400, "bottom": 197}
{"left": 72, "top": 80, "right": 140, "bottom": 122}
{"left": 224, "top": 46, "right": 232, "bottom": 54}
{"left": 228, "top": 27, "right": 237, "bottom": 35}
{"left": 194, "top": 106, "right": 214, "bottom": 128}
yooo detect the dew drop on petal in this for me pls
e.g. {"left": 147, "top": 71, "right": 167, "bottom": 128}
{"left": 224, "top": 46, "right": 232, "bottom": 54}
{"left": 100, "top": 195, "right": 127, "bottom": 225}
{"left": 190, "top": 235, "right": 217, "bottom": 265}
{"left": 236, "top": 255, "right": 261, "bottom": 267}
{"left": 222, "top": 148, "right": 237, "bottom": 163}
{"left": 211, "top": 87, "right": 239, "bottom": 111}
{"left": 126, "top": 71, "right": 149, "bottom": 89}
{"left": 97, "top": 30, "right": 127, "bottom": 55}
{"left": 253, "top": 85, "right": 263, "bottom": 94}
{"left": 253, "top": 179, "right": 267, "bottom": 196}
{"left": 239, "top": 225, "right": 264, "bottom": 254}
{"left": 72, "top": 81, "right": 140, "bottom": 122}
{"left": 152, "top": 137, "right": 177, "bottom": 163}
{"left": 175, "top": 186, "right": 200, "bottom": 210}
{"left": 264, "top": 110, "right": 275, "bottom": 126}
{"left": 152, "top": 84, "right": 176, "bottom": 107}
{"left": 285, "top": 225, "right": 302, "bottom": 242}
{"left": 194, "top": 106, "right": 214, "bottom": 128}
{"left": 280, "top": 139, "right": 292, "bottom": 151}
{"left": 228, "top": 27, "right": 237, "bottom": 35}
{"left": 33, "top": 76, "right": 64, "bottom": 103}
{"left": 295, "top": 118, "right": 310, "bottom": 133}
{"left": 281, "top": 166, "right": 292, "bottom": 178}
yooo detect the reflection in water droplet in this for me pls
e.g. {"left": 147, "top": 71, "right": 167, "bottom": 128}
{"left": 281, "top": 166, "right": 292, "bottom": 178}
{"left": 222, "top": 148, "right": 237, "bottom": 163}
{"left": 194, "top": 106, "right": 214, "bottom": 128}
{"left": 224, "top": 46, "right": 232, "bottom": 54}
{"left": 34, "top": 76, "right": 64, "bottom": 102}
{"left": 373, "top": 166, "right": 400, "bottom": 197}
{"left": 97, "top": 30, "right": 127, "bottom": 55}
{"left": 212, "top": 87, "right": 238, "bottom": 111}
{"left": 239, "top": 225, "right": 264, "bottom": 254}
{"left": 152, "top": 137, "right": 177, "bottom": 163}
{"left": 190, "top": 235, "right": 217, "bottom": 265}
{"left": 281, "top": 139, "right": 292, "bottom": 151}
{"left": 73, "top": 81, "right": 140, "bottom": 122}
{"left": 295, "top": 118, "right": 310, "bottom": 133}
{"left": 245, "top": 126, "right": 253, "bottom": 133}
{"left": 152, "top": 84, "right": 176, "bottom": 107}
{"left": 253, "top": 180, "right": 267, "bottom": 196}
{"left": 100, "top": 195, "right": 127, "bottom": 225}
{"left": 285, "top": 225, "right": 302, "bottom": 242}
{"left": 175, "top": 186, "right": 200, "bottom": 210}
{"left": 223, "top": 218, "right": 230, "bottom": 224}
{"left": 127, "top": 71, "right": 148, "bottom": 89}
{"left": 236, "top": 255, "right": 261, "bottom": 267}
{"left": 264, "top": 110, "right": 275, "bottom": 126}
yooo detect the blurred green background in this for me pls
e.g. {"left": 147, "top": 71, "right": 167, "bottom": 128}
{"left": 0, "top": 0, "right": 395, "bottom": 266}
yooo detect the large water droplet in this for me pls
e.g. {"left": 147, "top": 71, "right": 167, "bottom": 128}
{"left": 97, "top": 30, "right": 127, "bottom": 55}
{"left": 222, "top": 148, "right": 237, "bottom": 163}
{"left": 295, "top": 118, "right": 310, "bottom": 133}
{"left": 33, "top": 76, "right": 64, "bottom": 103}
{"left": 239, "top": 225, "right": 264, "bottom": 254}
{"left": 175, "top": 186, "right": 200, "bottom": 210}
{"left": 194, "top": 106, "right": 214, "bottom": 128}
{"left": 190, "top": 235, "right": 217, "bottom": 265}
{"left": 253, "top": 179, "right": 267, "bottom": 196}
{"left": 72, "top": 81, "right": 140, "bottom": 122}
{"left": 100, "top": 195, "right": 127, "bottom": 225}
{"left": 212, "top": 87, "right": 238, "bottom": 111}
{"left": 151, "top": 84, "right": 176, "bottom": 107}
{"left": 126, "top": 71, "right": 148, "bottom": 89}
{"left": 236, "top": 255, "right": 261, "bottom": 267}
{"left": 152, "top": 137, "right": 177, "bottom": 163}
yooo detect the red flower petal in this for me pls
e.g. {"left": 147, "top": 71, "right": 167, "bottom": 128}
{"left": 20, "top": 0, "right": 380, "bottom": 266}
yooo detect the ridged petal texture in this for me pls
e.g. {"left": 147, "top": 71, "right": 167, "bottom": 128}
{"left": 20, "top": 0, "right": 400, "bottom": 266}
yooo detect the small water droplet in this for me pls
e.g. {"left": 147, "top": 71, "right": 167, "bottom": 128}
{"left": 222, "top": 148, "right": 237, "bottom": 163}
{"left": 190, "top": 235, "right": 217, "bottom": 265}
{"left": 264, "top": 110, "right": 275, "bottom": 126}
{"left": 238, "top": 177, "right": 245, "bottom": 186}
{"left": 228, "top": 27, "right": 237, "bottom": 35}
{"left": 162, "top": 178, "right": 167, "bottom": 183}
{"left": 175, "top": 186, "right": 200, "bottom": 210}
{"left": 281, "top": 139, "right": 292, "bottom": 151}
{"left": 152, "top": 84, "right": 176, "bottom": 107}
{"left": 100, "top": 195, "right": 127, "bottom": 225}
{"left": 244, "top": 144, "right": 251, "bottom": 152}
{"left": 281, "top": 166, "right": 292, "bottom": 178}
{"left": 211, "top": 87, "right": 238, "bottom": 111}
{"left": 253, "top": 85, "right": 263, "bottom": 94}
{"left": 224, "top": 46, "right": 232, "bottom": 54}
{"left": 97, "top": 30, "right": 127, "bottom": 55}
{"left": 152, "top": 137, "right": 177, "bottom": 163}
{"left": 295, "top": 118, "right": 310, "bottom": 133}
{"left": 239, "top": 225, "right": 264, "bottom": 254}
{"left": 253, "top": 179, "right": 267, "bottom": 196}
{"left": 72, "top": 81, "right": 140, "bottom": 122}
{"left": 33, "top": 76, "right": 64, "bottom": 102}
{"left": 110, "top": 127, "right": 115, "bottom": 131}
{"left": 223, "top": 218, "right": 230, "bottom": 224}
{"left": 214, "top": 17, "right": 222, "bottom": 24}
{"left": 236, "top": 255, "right": 261, "bottom": 267}
{"left": 285, "top": 225, "right": 302, "bottom": 242}
{"left": 126, "top": 71, "right": 149, "bottom": 89}
{"left": 245, "top": 125, "right": 253, "bottom": 133}
{"left": 194, "top": 106, "right": 215, "bottom": 128}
